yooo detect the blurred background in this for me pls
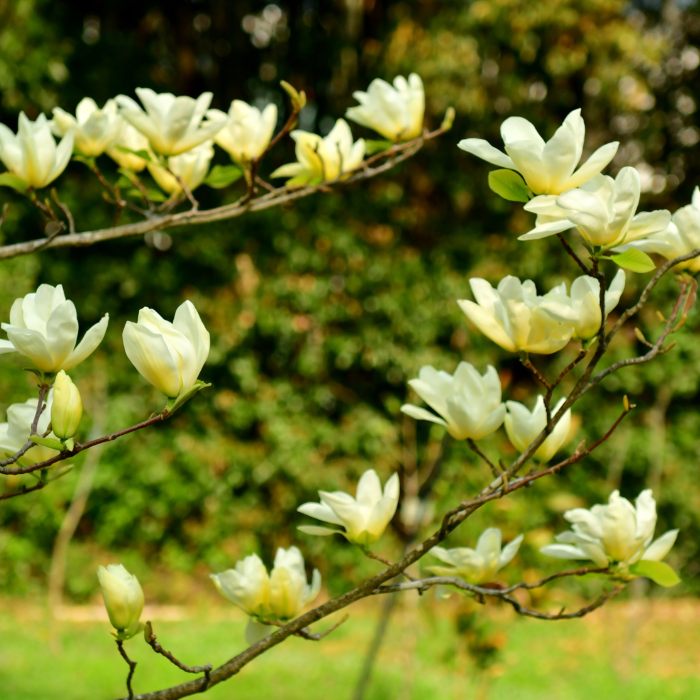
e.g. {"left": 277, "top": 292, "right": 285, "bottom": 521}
{"left": 1, "top": 0, "right": 700, "bottom": 697}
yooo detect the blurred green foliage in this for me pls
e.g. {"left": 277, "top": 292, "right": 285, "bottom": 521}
{"left": 0, "top": 0, "right": 700, "bottom": 605}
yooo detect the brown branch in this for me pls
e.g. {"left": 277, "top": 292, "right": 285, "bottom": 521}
{"left": 51, "top": 189, "right": 75, "bottom": 234}
{"left": 467, "top": 438, "right": 500, "bottom": 479}
{"left": 145, "top": 622, "right": 212, "bottom": 676}
{"left": 0, "top": 480, "right": 46, "bottom": 501}
{"left": 362, "top": 548, "right": 416, "bottom": 582}
{"left": 557, "top": 233, "right": 591, "bottom": 274}
{"left": 259, "top": 614, "right": 350, "bottom": 641}
{"left": 116, "top": 640, "right": 137, "bottom": 699}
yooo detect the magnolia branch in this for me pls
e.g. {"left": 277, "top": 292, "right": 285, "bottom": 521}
{"left": 145, "top": 622, "right": 212, "bottom": 677}
{"left": 117, "top": 641, "right": 137, "bottom": 699}
{"left": 0, "top": 128, "right": 447, "bottom": 261}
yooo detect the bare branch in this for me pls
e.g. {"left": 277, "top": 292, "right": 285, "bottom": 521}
{"left": 116, "top": 640, "right": 137, "bottom": 699}
{"left": 145, "top": 622, "right": 212, "bottom": 676}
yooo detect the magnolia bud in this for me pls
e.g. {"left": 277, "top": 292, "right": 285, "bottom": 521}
{"left": 51, "top": 370, "right": 82, "bottom": 439}
{"left": 97, "top": 564, "right": 144, "bottom": 632}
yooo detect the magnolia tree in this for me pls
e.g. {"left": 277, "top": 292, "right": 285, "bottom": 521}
{"left": 0, "top": 72, "right": 697, "bottom": 700}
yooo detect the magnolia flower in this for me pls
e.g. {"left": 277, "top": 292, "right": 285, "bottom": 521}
{"left": 538, "top": 270, "right": 626, "bottom": 340}
{"left": 504, "top": 396, "right": 572, "bottom": 463}
{"left": 0, "top": 113, "right": 73, "bottom": 190}
{"left": 400, "top": 362, "right": 505, "bottom": 440}
{"left": 459, "top": 109, "right": 618, "bottom": 196}
{"left": 122, "top": 300, "right": 210, "bottom": 398}
{"left": 0, "top": 392, "right": 60, "bottom": 467}
{"left": 106, "top": 122, "right": 151, "bottom": 172}
{"left": 298, "top": 469, "right": 400, "bottom": 546}
{"left": 97, "top": 564, "right": 144, "bottom": 633}
{"left": 116, "top": 88, "right": 224, "bottom": 156}
{"left": 541, "top": 489, "right": 678, "bottom": 570}
{"left": 211, "top": 547, "right": 321, "bottom": 644}
{"left": 616, "top": 187, "right": 700, "bottom": 272}
{"left": 428, "top": 528, "right": 524, "bottom": 585}
{"left": 51, "top": 98, "right": 122, "bottom": 157}
{"left": 345, "top": 73, "right": 424, "bottom": 142}
{"left": 205, "top": 100, "right": 277, "bottom": 166}
{"left": 458, "top": 276, "right": 575, "bottom": 354}
{"left": 521, "top": 168, "right": 671, "bottom": 245}
{"left": 270, "top": 119, "right": 365, "bottom": 186}
{"left": 147, "top": 142, "right": 214, "bottom": 195}
{"left": 51, "top": 370, "right": 82, "bottom": 440}
{"left": 0, "top": 284, "right": 109, "bottom": 373}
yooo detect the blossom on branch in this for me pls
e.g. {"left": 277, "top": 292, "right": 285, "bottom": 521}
{"left": 298, "top": 469, "right": 399, "bottom": 546}
{"left": 51, "top": 98, "right": 122, "bottom": 157}
{"left": 458, "top": 276, "right": 575, "bottom": 354}
{"left": 51, "top": 370, "right": 82, "bottom": 440}
{"left": 0, "top": 113, "right": 73, "bottom": 190}
{"left": 122, "top": 300, "right": 210, "bottom": 399}
{"left": 615, "top": 186, "right": 700, "bottom": 272}
{"left": 345, "top": 73, "right": 425, "bottom": 142}
{"left": 521, "top": 167, "right": 670, "bottom": 245}
{"left": 97, "top": 564, "right": 144, "bottom": 638}
{"left": 541, "top": 489, "right": 678, "bottom": 571}
{"left": 116, "top": 88, "right": 224, "bottom": 156}
{"left": 538, "top": 270, "right": 626, "bottom": 340}
{"left": 0, "top": 284, "right": 109, "bottom": 373}
{"left": 428, "top": 528, "right": 523, "bottom": 587}
{"left": 106, "top": 122, "right": 150, "bottom": 172}
{"left": 458, "top": 109, "right": 618, "bottom": 196}
{"left": 270, "top": 119, "right": 365, "bottom": 186}
{"left": 504, "top": 396, "right": 572, "bottom": 463}
{"left": 401, "top": 362, "right": 505, "bottom": 440}
{"left": 206, "top": 100, "right": 278, "bottom": 166}
{"left": 147, "top": 142, "right": 215, "bottom": 195}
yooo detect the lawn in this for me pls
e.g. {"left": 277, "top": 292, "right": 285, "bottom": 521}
{"left": 0, "top": 596, "right": 698, "bottom": 699}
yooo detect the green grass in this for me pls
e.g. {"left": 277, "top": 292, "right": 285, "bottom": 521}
{"left": 0, "top": 599, "right": 698, "bottom": 699}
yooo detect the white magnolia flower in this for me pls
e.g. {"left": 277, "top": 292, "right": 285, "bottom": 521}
{"left": 97, "top": 564, "right": 144, "bottom": 632}
{"left": 458, "top": 109, "right": 618, "bottom": 196}
{"left": 270, "top": 119, "right": 365, "bottom": 186}
{"left": 616, "top": 186, "right": 700, "bottom": 273}
{"left": 51, "top": 98, "right": 122, "bottom": 157}
{"left": 0, "top": 113, "right": 73, "bottom": 189}
{"left": 0, "top": 284, "right": 109, "bottom": 373}
{"left": 51, "top": 370, "right": 82, "bottom": 440}
{"left": 428, "top": 528, "right": 524, "bottom": 585}
{"left": 538, "top": 270, "right": 626, "bottom": 340}
{"left": 521, "top": 168, "right": 671, "bottom": 245}
{"left": 206, "top": 100, "right": 277, "bottom": 166}
{"left": 0, "top": 391, "right": 60, "bottom": 467}
{"left": 505, "top": 396, "right": 572, "bottom": 463}
{"left": 123, "top": 300, "right": 210, "bottom": 399}
{"left": 400, "top": 362, "right": 505, "bottom": 440}
{"left": 106, "top": 121, "right": 151, "bottom": 172}
{"left": 298, "top": 469, "right": 400, "bottom": 546}
{"left": 147, "top": 141, "right": 214, "bottom": 195}
{"left": 211, "top": 547, "right": 321, "bottom": 643}
{"left": 541, "top": 489, "right": 678, "bottom": 570}
{"left": 116, "top": 88, "right": 224, "bottom": 156}
{"left": 458, "top": 276, "right": 575, "bottom": 354}
{"left": 345, "top": 73, "right": 424, "bottom": 142}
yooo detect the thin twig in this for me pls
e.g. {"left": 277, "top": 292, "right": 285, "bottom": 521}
{"left": 0, "top": 481, "right": 46, "bottom": 501}
{"left": 145, "top": 622, "right": 212, "bottom": 675}
{"left": 363, "top": 549, "right": 416, "bottom": 582}
{"left": 467, "top": 438, "right": 500, "bottom": 479}
{"left": 557, "top": 233, "right": 591, "bottom": 274}
{"left": 51, "top": 189, "right": 75, "bottom": 234}
{"left": 259, "top": 614, "right": 350, "bottom": 641}
{"left": 116, "top": 640, "right": 137, "bottom": 699}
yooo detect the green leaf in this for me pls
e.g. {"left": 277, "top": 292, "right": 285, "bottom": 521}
{"left": 488, "top": 169, "right": 530, "bottom": 202}
{"left": 364, "top": 140, "right": 393, "bottom": 155}
{"left": 72, "top": 154, "right": 96, "bottom": 168}
{"left": 609, "top": 248, "right": 656, "bottom": 273}
{"left": 115, "top": 145, "right": 158, "bottom": 165}
{"left": 29, "top": 436, "right": 65, "bottom": 451}
{"left": 0, "top": 172, "right": 29, "bottom": 193}
{"left": 628, "top": 560, "right": 680, "bottom": 587}
{"left": 203, "top": 164, "right": 243, "bottom": 189}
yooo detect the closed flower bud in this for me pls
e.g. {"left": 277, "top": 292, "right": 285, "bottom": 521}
{"left": 401, "top": 362, "right": 505, "bottom": 440}
{"left": 122, "top": 300, "right": 210, "bottom": 399}
{"left": 97, "top": 564, "right": 144, "bottom": 632}
{"left": 459, "top": 109, "right": 618, "bottom": 197}
{"left": 298, "top": 469, "right": 400, "bottom": 546}
{"left": 541, "top": 489, "right": 679, "bottom": 570}
{"left": 0, "top": 284, "right": 108, "bottom": 373}
{"left": 51, "top": 370, "right": 82, "bottom": 439}
{"left": 458, "top": 276, "right": 575, "bottom": 355}
{"left": 0, "top": 113, "right": 74, "bottom": 190}
{"left": 346, "top": 74, "right": 425, "bottom": 142}
{"left": 428, "top": 528, "right": 523, "bottom": 586}
{"left": 270, "top": 119, "right": 365, "bottom": 186}
{"left": 504, "top": 396, "right": 572, "bottom": 463}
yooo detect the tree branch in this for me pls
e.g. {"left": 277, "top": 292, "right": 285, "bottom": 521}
{"left": 145, "top": 622, "right": 212, "bottom": 676}
{"left": 116, "top": 640, "right": 137, "bottom": 699}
